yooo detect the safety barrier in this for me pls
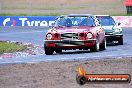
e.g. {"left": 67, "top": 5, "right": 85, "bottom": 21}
{"left": 0, "top": 16, "right": 56, "bottom": 26}
{"left": 0, "top": 16, "right": 132, "bottom": 27}
{"left": 113, "top": 16, "right": 132, "bottom": 27}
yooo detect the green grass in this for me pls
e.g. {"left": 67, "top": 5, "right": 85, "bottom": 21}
{"left": 0, "top": 13, "right": 61, "bottom": 16}
{"left": 112, "top": 13, "right": 132, "bottom": 16}
{"left": 0, "top": 41, "right": 26, "bottom": 54}
{"left": 3, "top": 6, "right": 60, "bottom": 10}
{"left": 0, "top": 13, "right": 132, "bottom": 16}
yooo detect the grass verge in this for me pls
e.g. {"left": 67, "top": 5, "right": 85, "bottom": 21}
{"left": 0, "top": 41, "right": 26, "bottom": 54}
{"left": 0, "top": 13, "right": 61, "bottom": 16}
{"left": 112, "top": 13, "right": 132, "bottom": 16}
{"left": 0, "top": 13, "right": 132, "bottom": 16}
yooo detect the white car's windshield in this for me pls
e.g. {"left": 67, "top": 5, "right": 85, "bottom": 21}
{"left": 55, "top": 16, "right": 95, "bottom": 27}
{"left": 97, "top": 16, "right": 115, "bottom": 26}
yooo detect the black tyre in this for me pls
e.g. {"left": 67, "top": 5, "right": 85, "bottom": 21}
{"left": 44, "top": 44, "right": 54, "bottom": 55}
{"left": 76, "top": 76, "right": 87, "bottom": 85}
{"left": 99, "top": 37, "right": 106, "bottom": 51}
{"left": 118, "top": 36, "right": 123, "bottom": 45}
{"left": 90, "top": 37, "right": 99, "bottom": 52}
{"left": 55, "top": 49, "right": 62, "bottom": 53}
{"left": 126, "top": 6, "right": 132, "bottom": 14}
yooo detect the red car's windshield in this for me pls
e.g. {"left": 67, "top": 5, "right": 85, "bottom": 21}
{"left": 55, "top": 16, "right": 95, "bottom": 27}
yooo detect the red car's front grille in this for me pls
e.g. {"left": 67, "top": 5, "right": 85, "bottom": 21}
{"left": 61, "top": 33, "right": 78, "bottom": 40}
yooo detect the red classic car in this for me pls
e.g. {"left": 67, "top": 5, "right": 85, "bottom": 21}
{"left": 44, "top": 14, "right": 106, "bottom": 55}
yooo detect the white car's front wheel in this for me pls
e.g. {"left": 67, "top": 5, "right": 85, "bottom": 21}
{"left": 118, "top": 36, "right": 123, "bottom": 45}
{"left": 55, "top": 49, "right": 62, "bottom": 54}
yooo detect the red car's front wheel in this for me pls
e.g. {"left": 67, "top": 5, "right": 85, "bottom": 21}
{"left": 44, "top": 44, "right": 54, "bottom": 55}
{"left": 99, "top": 37, "right": 106, "bottom": 51}
{"left": 90, "top": 37, "right": 100, "bottom": 52}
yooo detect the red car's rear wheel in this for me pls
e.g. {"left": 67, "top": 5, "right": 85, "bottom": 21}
{"left": 99, "top": 37, "right": 106, "bottom": 51}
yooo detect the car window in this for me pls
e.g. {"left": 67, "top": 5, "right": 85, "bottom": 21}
{"left": 97, "top": 16, "right": 115, "bottom": 26}
{"left": 55, "top": 16, "right": 95, "bottom": 27}
{"left": 79, "top": 17, "right": 95, "bottom": 26}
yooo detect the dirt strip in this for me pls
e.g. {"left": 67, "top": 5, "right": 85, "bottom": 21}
{"left": 0, "top": 57, "right": 132, "bottom": 88}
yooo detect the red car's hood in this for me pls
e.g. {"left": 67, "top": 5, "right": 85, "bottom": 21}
{"left": 51, "top": 26, "right": 94, "bottom": 34}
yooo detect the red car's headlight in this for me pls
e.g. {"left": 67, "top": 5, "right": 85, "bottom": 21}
{"left": 87, "top": 32, "right": 93, "bottom": 39}
{"left": 46, "top": 33, "right": 52, "bottom": 40}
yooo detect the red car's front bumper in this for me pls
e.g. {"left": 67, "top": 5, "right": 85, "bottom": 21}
{"left": 44, "top": 39, "right": 96, "bottom": 50}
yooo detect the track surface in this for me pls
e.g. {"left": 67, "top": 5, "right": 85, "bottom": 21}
{"left": 0, "top": 27, "right": 132, "bottom": 64}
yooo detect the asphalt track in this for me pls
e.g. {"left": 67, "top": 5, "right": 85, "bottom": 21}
{"left": 0, "top": 27, "right": 132, "bottom": 64}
